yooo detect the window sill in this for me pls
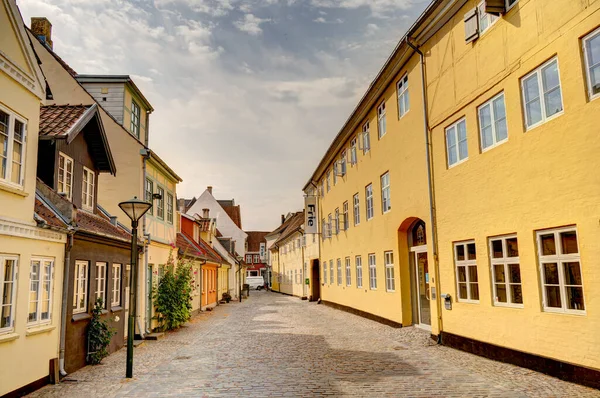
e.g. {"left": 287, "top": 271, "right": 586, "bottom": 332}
{"left": 457, "top": 299, "right": 479, "bottom": 304}
{"left": 525, "top": 111, "right": 564, "bottom": 132}
{"left": 72, "top": 312, "right": 92, "bottom": 322}
{"left": 481, "top": 138, "right": 508, "bottom": 154}
{"left": 111, "top": 306, "right": 123, "bottom": 313}
{"left": 26, "top": 324, "right": 55, "bottom": 336}
{"left": 0, "top": 182, "right": 28, "bottom": 197}
{"left": 493, "top": 303, "right": 524, "bottom": 309}
{"left": 0, "top": 332, "right": 19, "bottom": 343}
{"left": 448, "top": 157, "right": 469, "bottom": 169}
{"left": 542, "top": 308, "right": 586, "bottom": 316}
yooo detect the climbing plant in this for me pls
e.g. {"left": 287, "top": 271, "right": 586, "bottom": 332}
{"left": 154, "top": 253, "right": 193, "bottom": 331}
{"left": 87, "top": 298, "right": 116, "bottom": 365}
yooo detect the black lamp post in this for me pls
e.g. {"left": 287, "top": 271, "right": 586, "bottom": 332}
{"left": 119, "top": 196, "right": 152, "bottom": 379}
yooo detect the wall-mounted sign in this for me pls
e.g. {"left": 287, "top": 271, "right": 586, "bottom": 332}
{"left": 304, "top": 196, "right": 318, "bottom": 234}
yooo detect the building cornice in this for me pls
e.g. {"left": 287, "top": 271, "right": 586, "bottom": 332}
{"left": 0, "top": 216, "right": 66, "bottom": 243}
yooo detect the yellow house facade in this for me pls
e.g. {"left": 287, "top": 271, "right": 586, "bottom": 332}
{"left": 0, "top": 2, "right": 66, "bottom": 395}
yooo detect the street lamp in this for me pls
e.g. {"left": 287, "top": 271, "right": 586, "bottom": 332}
{"left": 119, "top": 196, "right": 152, "bottom": 379}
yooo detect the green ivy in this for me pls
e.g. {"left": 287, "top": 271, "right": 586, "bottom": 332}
{"left": 154, "top": 254, "right": 193, "bottom": 331}
{"left": 87, "top": 298, "right": 116, "bottom": 365}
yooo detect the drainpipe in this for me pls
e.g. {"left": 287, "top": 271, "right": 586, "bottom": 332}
{"left": 300, "top": 231, "right": 306, "bottom": 299}
{"left": 406, "top": 38, "right": 443, "bottom": 340}
{"left": 308, "top": 181, "right": 321, "bottom": 296}
{"left": 141, "top": 149, "right": 150, "bottom": 336}
{"left": 59, "top": 229, "right": 75, "bottom": 376}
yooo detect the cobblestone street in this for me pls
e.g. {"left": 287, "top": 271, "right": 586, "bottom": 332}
{"left": 30, "top": 292, "right": 599, "bottom": 397}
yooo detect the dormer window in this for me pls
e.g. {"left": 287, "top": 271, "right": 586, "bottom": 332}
{"left": 0, "top": 108, "right": 26, "bottom": 187}
{"left": 58, "top": 152, "right": 73, "bottom": 200}
{"left": 82, "top": 167, "right": 95, "bottom": 210}
{"left": 131, "top": 100, "right": 140, "bottom": 138}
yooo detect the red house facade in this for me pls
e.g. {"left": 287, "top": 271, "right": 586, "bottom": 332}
{"left": 244, "top": 231, "right": 269, "bottom": 278}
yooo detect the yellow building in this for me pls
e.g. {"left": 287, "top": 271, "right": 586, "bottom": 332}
{"left": 304, "top": 0, "right": 600, "bottom": 386}
{"left": 0, "top": 3, "right": 67, "bottom": 395}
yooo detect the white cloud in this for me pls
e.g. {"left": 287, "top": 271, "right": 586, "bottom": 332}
{"left": 311, "top": 0, "right": 420, "bottom": 17}
{"left": 234, "top": 13, "right": 270, "bottom": 35}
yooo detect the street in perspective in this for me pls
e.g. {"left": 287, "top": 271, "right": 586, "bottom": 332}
{"left": 1, "top": 0, "right": 600, "bottom": 396}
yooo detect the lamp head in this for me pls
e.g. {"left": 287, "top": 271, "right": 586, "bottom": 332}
{"left": 118, "top": 196, "right": 153, "bottom": 222}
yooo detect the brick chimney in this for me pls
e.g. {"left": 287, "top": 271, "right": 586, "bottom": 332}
{"left": 281, "top": 214, "right": 285, "bottom": 225}
{"left": 202, "top": 208, "right": 209, "bottom": 218}
{"left": 207, "top": 186, "right": 213, "bottom": 195}
{"left": 31, "top": 18, "right": 53, "bottom": 50}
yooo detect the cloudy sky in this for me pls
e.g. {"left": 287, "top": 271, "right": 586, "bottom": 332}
{"left": 18, "top": 0, "right": 429, "bottom": 231}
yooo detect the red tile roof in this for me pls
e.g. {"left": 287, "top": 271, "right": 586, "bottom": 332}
{"left": 196, "top": 238, "right": 223, "bottom": 264}
{"left": 177, "top": 233, "right": 207, "bottom": 259}
{"left": 274, "top": 211, "right": 304, "bottom": 246}
{"left": 39, "top": 104, "right": 91, "bottom": 138}
{"left": 221, "top": 205, "right": 242, "bottom": 229}
{"left": 35, "top": 198, "right": 67, "bottom": 229}
{"left": 76, "top": 210, "right": 131, "bottom": 242}
{"left": 245, "top": 231, "right": 269, "bottom": 252}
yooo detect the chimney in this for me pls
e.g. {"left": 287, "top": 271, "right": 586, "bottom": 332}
{"left": 207, "top": 186, "right": 213, "bottom": 195}
{"left": 178, "top": 198, "right": 186, "bottom": 212}
{"left": 109, "top": 216, "right": 118, "bottom": 226}
{"left": 31, "top": 18, "right": 53, "bottom": 50}
{"left": 202, "top": 208, "right": 209, "bottom": 218}
{"left": 281, "top": 214, "right": 285, "bottom": 225}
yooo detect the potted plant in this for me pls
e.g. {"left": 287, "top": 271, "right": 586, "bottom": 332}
{"left": 222, "top": 292, "right": 232, "bottom": 303}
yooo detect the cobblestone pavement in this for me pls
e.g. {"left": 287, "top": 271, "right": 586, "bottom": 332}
{"left": 30, "top": 291, "right": 599, "bottom": 397}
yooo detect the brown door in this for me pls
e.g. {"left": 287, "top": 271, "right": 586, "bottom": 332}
{"left": 311, "top": 260, "right": 320, "bottom": 301}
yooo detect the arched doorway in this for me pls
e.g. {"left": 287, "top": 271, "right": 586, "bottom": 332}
{"left": 408, "top": 220, "right": 431, "bottom": 330}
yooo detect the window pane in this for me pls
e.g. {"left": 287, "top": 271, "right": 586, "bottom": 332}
{"left": 526, "top": 99, "right": 543, "bottom": 126}
{"left": 560, "top": 231, "right": 578, "bottom": 254}
{"left": 587, "top": 33, "right": 600, "bottom": 67}
{"left": 457, "top": 121, "right": 468, "bottom": 160}
{"left": 446, "top": 127, "right": 456, "bottom": 146}
{"left": 563, "top": 262, "right": 582, "bottom": 285}
{"left": 456, "top": 245, "right": 465, "bottom": 261}
{"left": 508, "top": 264, "right": 521, "bottom": 283}
{"left": 481, "top": 126, "right": 493, "bottom": 149}
{"left": 458, "top": 283, "right": 468, "bottom": 299}
{"left": 506, "top": 238, "right": 519, "bottom": 257}
{"left": 468, "top": 265, "right": 478, "bottom": 282}
{"left": 479, "top": 105, "right": 493, "bottom": 149}
{"left": 566, "top": 287, "right": 585, "bottom": 310}
{"left": 448, "top": 144, "right": 457, "bottom": 165}
{"left": 495, "top": 284, "right": 507, "bottom": 302}
{"left": 457, "top": 266, "right": 466, "bottom": 282}
{"left": 546, "top": 286, "right": 561, "bottom": 308}
{"left": 542, "top": 61, "right": 560, "bottom": 91}
{"left": 544, "top": 86, "right": 563, "bottom": 117}
{"left": 494, "top": 264, "right": 505, "bottom": 282}
{"left": 590, "top": 65, "right": 600, "bottom": 95}
{"left": 467, "top": 243, "right": 476, "bottom": 260}
{"left": 470, "top": 283, "right": 479, "bottom": 300}
{"left": 523, "top": 75, "right": 540, "bottom": 103}
{"left": 540, "top": 233, "right": 556, "bottom": 255}
{"left": 543, "top": 263, "right": 559, "bottom": 284}
{"left": 491, "top": 240, "right": 503, "bottom": 258}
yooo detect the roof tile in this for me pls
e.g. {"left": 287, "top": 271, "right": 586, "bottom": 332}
{"left": 39, "top": 104, "right": 91, "bottom": 138}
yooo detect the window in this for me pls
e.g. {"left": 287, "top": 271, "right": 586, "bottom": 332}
{"left": 0, "top": 109, "right": 26, "bottom": 186}
{"left": 327, "top": 213, "right": 332, "bottom": 239}
{"left": 489, "top": 236, "right": 522, "bottom": 306}
{"left": 323, "top": 261, "right": 327, "bottom": 283}
{"left": 397, "top": 74, "right": 409, "bottom": 118}
{"left": 112, "top": 263, "right": 122, "bottom": 307}
{"left": 336, "top": 259, "right": 342, "bottom": 285}
{"left": 384, "top": 251, "right": 395, "bottom": 292}
{"left": 350, "top": 138, "right": 357, "bottom": 165}
{"left": 478, "top": 93, "right": 508, "bottom": 151}
{"left": 368, "top": 254, "right": 377, "bottom": 290}
{"left": 95, "top": 262, "right": 107, "bottom": 308}
{"left": 145, "top": 178, "right": 153, "bottom": 215}
{"left": 477, "top": 1, "right": 499, "bottom": 34}
{"left": 246, "top": 254, "right": 252, "bottom": 263}
{"left": 254, "top": 255, "right": 260, "bottom": 263}
{"left": 333, "top": 163, "right": 337, "bottom": 185}
{"left": 521, "top": 57, "right": 563, "bottom": 129}
{"left": 381, "top": 172, "right": 391, "bottom": 213}
{"left": 326, "top": 171, "right": 331, "bottom": 192}
{"left": 537, "top": 227, "right": 585, "bottom": 313}
{"left": 157, "top": 186, "right": 165, "bottom": 219}
{"left": 82, "top": 167, "right": 95, "bottom": 210}
{"left": 353, "top": 193, "right": 360, "bottom": 225}
{"left": 506, "top": 0, "right": 518, "bottom": 10}
{"left": 321, "top": 218, "right": 326, "bottom": 240}
{"left": 340, "top": 151, "right": 347, "bottom": 176}
{"left": 342, "top": 201, "right": 349, "bottom": 231}
{"left": 454, "top": 241, "right": 479, "bottom": 302}
{"left": 356, "top": 256, "right": 363, "bottom": 288}
{"left": 334, "top": 208, "right": 340, "bottom": 235}
{"left": 166, "top": 193, "right": 174, "bottom": 224}
{"left": 58, "top": 152, "right": 74, "bottom": 200}
{"left": 377, "top": 101, "right": 386, "bottom": 138}
{"left": 362, "top": 122, "right": 371, "bottom": 154}
{"left": 301, "top": 235, "right": 306, "bottom": 247}
{"left": 583, "top": 27, "right": 600, "bottom": 100}
{"left": 329, "top": 260, "right": 334, "bottom": 284}
{"left": 131, "top": 100, "right": 140, "bottom": 138}
{"left": 345, "top": 257, "right": 351, "bottom": 286}
{"left": 0, "top": 256, "right": 18, "bottom": 332}
{"left": 294, "top": 269, "right": 298, "bottom": 284}
{"left": 446, "top": 118, "right": 468, "bottom": 167}
{"left": 365, "top": 184, "right": 374, "bottom": 220}
{"left": 319, "top": 180, "right": 324, "bottom": 197}
{"left": 260, "top": 243, "right": 266, "bottom": 258}
{"left": 73, "top": 261, "right": 89, "bottom": 314}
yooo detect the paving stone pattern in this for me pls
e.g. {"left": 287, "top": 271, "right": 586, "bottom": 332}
{"left": 30, "top": 291, "right": 599, "bottom": 397}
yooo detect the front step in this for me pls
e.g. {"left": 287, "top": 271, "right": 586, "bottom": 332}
{"left": 145, "top": 332, "right": 165, "bottom": 341}
{"left": 133, "top": 339, "right": 145, "bottom": 348}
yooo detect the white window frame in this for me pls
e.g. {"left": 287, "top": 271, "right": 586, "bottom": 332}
{"left": 111, "top": 263, "right": 122, "bottom": 307}
{"left": 131, "top": 100, "right": 140, "bottom": 138}
{"left": 385, "top": 251, "right": 395, "bottom": 292}
{"left": 323, "top": 261, "right": 327, "bottom": 283}
{"left": 345, "top": 257, "right": 351, "bottom": 286}
{"left": 362, "top": 122, "right": 371, "bottom": 154}
{"left": 73, "top": 260, "right": 89, "bottom": 314}
{"left": 336, "top": 258, "right": 342, "bottom": 286}
{"left": 506, "top": 0, "right": 518, "bottom": 11}
{"left": 166, "top": 193, "right": 174, "bottom": 224}
{"left": 254, "top": 254, "right": 260, "bottom": 263}
{"left": 82, "top": 166, "right": 95, "bottom": 211}
{"left": 368, "top": 253, "right": 377, "bottom": 290}
{"left": 326, "top": 171, "right": 331, "bottom": 192}
{"left": 260, "top": 243, "right": 266, "bottom": 258}
{"left": 381, "top": 172, "right": 391, "bottom": 213}
{"left": 342, "top": 201, "right": 349, "bottom": 231}
{"left": 477, "top": 1, "right": 499, "bottom": 34}
{"left": 489, "top": 235, "right": 523, "bottom": 308}
{"left": 339, "top": 151, "right": 347, "bottom": 176}
{"left": 478, "top": 92, "right": 508, "bottom": 152}
{"left": 355, "top": 256, "right": 363, "bottom": 288}
{"left": 536, "top": 227, "right": 585, "bottom": 314}
{"left": 365, "top": 184, "right": 374, "bottom": 221}
{"left": 156, "top": 186, "right": 165, "bottom": 220}
{"left": 445, "top": 118, "right": 468, "bottom": 168}
{"left": 58, "top": 152, "right": 74, "bottom": 200}
{"left": 353, "top": 193, "right": 360, "bottom": 226}
{"left": 0, "top": 106, "right": 27, "bottom": 187}
{"left": 583, "top": 27, "right": 600, "bottom": 101}
{"left": 327, "top": 214, "right": 332, "bottom": 239}
{"left": 520, "top": 57, "right": 564, "bottom": 130}
{"left": 329, "top": 260, "right": 334, "bottom": 285}
{"left": 0, "top": 256, "right": 18, "bottom": 333}
{"left": 334, "top": 208, "right": 340, "bottom": 235}
{"left": 454, "top": 241, "right": 479, "bottom": 303}
{"left": 145, "top": 178, "right": 154, "bottom": 215}
{"left": 95, "top": 262, "right": 106, "bottom": 308}
{"left": 397, "top": 74, "right": 409, "bottom": 119}
{"left": 350, "top": 137, "right": 358, "bottom": 165}
{"left": 377, "top": 101, "right": 386, "bottom": 139}
{"left": 246, "top": 254, "right": 252, "bottom": 263}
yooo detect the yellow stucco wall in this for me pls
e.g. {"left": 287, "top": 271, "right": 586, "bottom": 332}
{"left": 426, "top": 0, "right": 600, "bottom": 370}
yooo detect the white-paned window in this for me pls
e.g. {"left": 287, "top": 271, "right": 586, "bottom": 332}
{"left": 167, "top": 193, "right": 174, "bottom": 224}
{"left": 254, "top": 255, "right": 260, "bottom": 263}
{"left": 340, "top": 151, "right": 347, "bottom": 176}
{"left": 0, "top": 109, "right": 26, "bottom": 186}
{"left": 327, "top": 213, "right": 332, "bottom": 239}
{"left": 334, "top": 208, "right": 340, "bottom": 235}
{"left": 337, "top": 259, "right": 342, "bottom": 286}
{"left": 82, "top": 166, "right": 95, "bottom": 210}
{"left": 446, "top": 118, "right": 468, "bottom": 167}
{"left": 323, "top": 261, "right": 327, "bottom": 283}
{"left": 477, "top": 1, "right": 499, "bottom": 34}
{"left": 0, "top": 256, "right": 18, "bottom": 332}
{"left": 333, "top": 163, "right": 338, "bottom": 185}
{"left": 377, "top": 102, "right": 386, "bottom": 138}
{"left": 385, "top": 251, "right": 395, "bottom": 292}
{"left": 260, "top": 243, "right": 266, "bottom": 258}
{"left": 321, "top": 218, "right": 326, "bottom": 240}
{"left": 368, "top": 254, "right": 377, "bottom": 290}
{"left": 145, "top": 178, "right": 153, "bottom": 215}
{"left": 157, "top": 186, "right": 165, "bottom": 220}
{"left": 345, "top": 257, "right": 351, "bottom": 286}
{"left": 521, "top": 57, "right": 563, "bottom": 129}
{"left": 355, "top": 256, "right": 363, "bottom": 288}
{"left": 353, "top": 193, "right": 360, "bottom": 225}
{"left": 342, "top": 201, "right": 349, "bottom": 231}
{"left": 111, "top": 263, "right": 122, "bottom": 307}
{"left": 537, "top": 227, "right": 585, "bottom": 313}
{"left": 326, "top": 171, "right": 331, "bottom": 192}
{"left": 350, "top": 138, "right": 357, "bottom": 165}
{"left": 454, "top": 241, "right": 479, "bottom": 302}
{"left": 73, "top": 261, "right": 89, "bottom": 314}
{"left": 365, "top": 184, "right": 374, "bottom": 220}
{"left": 381, "top": 172, "right": 391, "bottom": 213}
{"left": 362, "top": 122, "right": 371, "bottom": 154}
{"left": 131, "top": 100, "right": 140, "bottom": 138}
{"left": 479, "top": 93, "right": 508, "bottom": 151}
{"left": 95, "top": 262, "right": 106, "bottom": 308}
{"left": 246, "top": 254, "right": 252, "bottom": 263}
{"left": 397, "top": 74, "right": 409, "bottom": 118}
{"left": 329, "top": 260, "right": 334, "bottom": 284}
{"left": 489, "top": 236, "right": 522, "bottom": 306}
{"left": 58, "top": 152, "right": 74, "bottom": 200}
{"left": 583, "top": 27, "right": 600, "bottom": 100}
{"left": 28, "top": 258, "right": 54, "bottom": 326}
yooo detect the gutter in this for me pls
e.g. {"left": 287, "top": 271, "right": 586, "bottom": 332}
{"left": 59, "top": 230, "right": 75, "bottom": 376}
{"left": 141, "top": 148, "right": 151, "bottom": 336}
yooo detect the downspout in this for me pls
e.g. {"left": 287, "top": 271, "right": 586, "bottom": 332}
{"left": 199, "top": 259, "right": 206, "bottom": 312}
{"left": 308, "top": 181, "right": 321, "bottom": 296}
{"left": 406, "top": 38, "right": 443, "bottom": 341}
{"left": 59, "top": 229, "right": 75, "bottom": 376}
{"left": 141, "top": 149, "right": 150, "bottom": 336}
{"left": 300, "top": 230, "right": 306, "bottom": 299}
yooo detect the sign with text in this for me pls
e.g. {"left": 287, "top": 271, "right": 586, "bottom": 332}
{"left": 304, "top": 196, "right": 318, "bottom": 234}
